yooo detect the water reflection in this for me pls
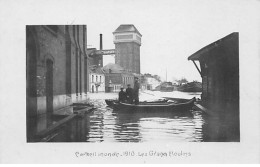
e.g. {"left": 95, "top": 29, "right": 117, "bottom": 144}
{"left": 85, "top": 102, "right": 205, "bottom": 142}
{"left": 33, "top": 91, "right": 238, "bottom": 142}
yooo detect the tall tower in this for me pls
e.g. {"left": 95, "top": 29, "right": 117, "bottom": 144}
{"left": 113, "top": 24, "right": 142, "bottom": 74}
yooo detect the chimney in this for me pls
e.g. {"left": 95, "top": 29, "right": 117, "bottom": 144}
{"left": 100, "top": 34, "right": 103, "bottom": 50}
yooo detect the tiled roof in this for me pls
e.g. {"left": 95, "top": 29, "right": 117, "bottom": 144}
{"left": 90, "top": 66, "right": 104, "bottom": 74}
{"left": 102, "top": 63, "right": 125, "bottom": 73}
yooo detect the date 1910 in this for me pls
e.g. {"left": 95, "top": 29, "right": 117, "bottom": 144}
{"left": 75, "top": 151, "right": 191, "bottom": 158}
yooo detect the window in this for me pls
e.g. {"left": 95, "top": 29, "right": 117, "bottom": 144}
{"left": 96, "top": 76, "right": 98, "bottom": 82}
{"left": 100, "top": 76, "right": 102, "bottom": 82}
{"left": 115, "top": 34, "right": 133, "bottom": 40}
{"left": 92, "top": 75, "right": 94, "bottom": 82}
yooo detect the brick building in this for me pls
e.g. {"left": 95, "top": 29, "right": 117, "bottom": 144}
{"left": 26, "top": 25, "right": 89, "bottom": 140}
{"left": 102, "top": 63, "right": 134, "bottom": 92}
{"left": 113, "top": 24, "right": 142, "bottom": 74}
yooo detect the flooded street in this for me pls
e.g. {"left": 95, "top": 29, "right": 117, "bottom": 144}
{"left": 87, "top": 105, "right": 204, "bottom": 142}
{"left": 85, "top": 91, "right": 207, "bottom": 142}
{"left": 35, "top": 90, "right": 238, "bottom": 142}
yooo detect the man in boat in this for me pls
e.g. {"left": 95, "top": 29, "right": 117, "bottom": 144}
{"left": 133, "top": 77, "right": 140, "bottom": 105}
{"left": 118, "top": 87, "right": 127, "bottom": 102}
{"left": 126, "top": 84, "right": 134, "bottom": 104}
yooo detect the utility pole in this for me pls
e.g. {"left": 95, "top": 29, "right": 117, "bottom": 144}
{"left": 166, "top": 68, "right": 167, "bottom": 82}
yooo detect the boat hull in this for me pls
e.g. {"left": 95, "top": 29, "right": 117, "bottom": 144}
{"left": 105, "top": 98, "right": 196, "bottom": 112}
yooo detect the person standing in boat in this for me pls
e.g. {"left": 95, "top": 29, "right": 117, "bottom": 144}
{"left": 118, "top": 87, "right": 127, "bottom": 103}
{"left": 126, "top": 84, "right": 134, "bottom": 104}
{"left": 133, "top": 77, "right": 140, "bottom": 105}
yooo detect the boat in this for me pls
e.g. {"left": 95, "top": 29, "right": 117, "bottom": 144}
{"left": 177, "top": 82, "right": 202, "bottom": 92}
{"left": 154, "top": 82, "right": 177, "bottom": 92}
{"left": 105, "top": 97, "right": 196, "bottom": 112}
{"left": 162, "top": 97, "right": 195, "bottom": 103}
{"left": 105, "top": 99, "right": 168, "bottom": 107}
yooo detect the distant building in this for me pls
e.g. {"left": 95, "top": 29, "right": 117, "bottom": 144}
{"left": 113, "top": 24, "right": 142, "bottom": 74}
{"left": 102, "top": 63, "right": 134, "bottom": 92}
{"left": 141, "top": 74, "right": 161, "bottom": 90}
{"left": 87, "top": 48, "right": 98, "bottom": 66}
{"left": 188, "top": 32, "right": 239, "bottom": 141}
{"left": 146, "top": 76, "right": 161, "bottom": 90}
{"left": 89, "top": 67, "right": 105, "bottom": 93}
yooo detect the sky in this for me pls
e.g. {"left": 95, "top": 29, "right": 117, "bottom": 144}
{"left": 1, "top": 0, "right": 259, "bottom": 83}
{"left": 7, "top": 0, "right": 257, "bottom": 82}
{"left": 81, "top": 0, "right": 252, "bottom": 82}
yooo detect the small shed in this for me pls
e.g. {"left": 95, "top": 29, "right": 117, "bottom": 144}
{"left": 188, "top": 32, "right": 239, "bottom": 141}
{"left": 188, "top": 32, "right": 239, "bottom": 113}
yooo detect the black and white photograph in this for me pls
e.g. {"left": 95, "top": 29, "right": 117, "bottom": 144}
{"left": 26, "top": 25, "right": 239, "bottom": 143}
{"left": 1, "top": 0, "right": 260, "bottom": 164}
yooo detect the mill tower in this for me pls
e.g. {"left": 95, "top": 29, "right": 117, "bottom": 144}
{"left": 113, "top": 24, "right": 142, "bottom": 74}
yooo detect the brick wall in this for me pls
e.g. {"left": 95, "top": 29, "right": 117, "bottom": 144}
{"left": 26, "top": 25, "right": 89, "bottom": 116}
{"left": 115, "top": 42, "right": 140, "bottom": 73}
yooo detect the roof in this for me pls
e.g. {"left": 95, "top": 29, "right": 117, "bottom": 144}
{"left": 188, "top": 32, "right": 238, "bottom": 61}
{"left": 90, "top": 66, "right": 104, "bottom": 74}
{"left": 113, "top": 24, "right": 142, "bottom": 36}
{"left": 102, "top": 63, "right": 125, "bottom": 73}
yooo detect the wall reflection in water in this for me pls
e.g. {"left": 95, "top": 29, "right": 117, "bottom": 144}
{"left": 33, "top": 90, "right": 239, "bottom": 142}
{"left": 41, "top": 101, "right": 237, "bottom": 142}
{"left": 84, "top": 106, "right": 205, "bottom": 142}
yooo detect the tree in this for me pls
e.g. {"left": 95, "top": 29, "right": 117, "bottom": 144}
{"left": 153, "top": 75, "right": 161, "bottom": 82}
{"left": 176, "top": 77, "right": 188, "bottom": 85}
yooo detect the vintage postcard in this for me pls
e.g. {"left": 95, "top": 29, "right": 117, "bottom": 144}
{"left": 1, "top": 0, "right": 260, "bottom": 164}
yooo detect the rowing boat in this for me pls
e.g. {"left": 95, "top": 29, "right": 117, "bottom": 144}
{"left": 105, "top": 98, "right": 168, "bottom": 106}
{"left": 105, "top": 97, "right": 196, "bottom": 112}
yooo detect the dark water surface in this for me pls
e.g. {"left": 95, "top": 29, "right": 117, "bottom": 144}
{"left": 86, "top": 104, "right": 205, "bottom": 142}
{"left": 83, "top": 91, "right": 208, "bottom": 142}
{"left": 40, "top": 91, "right": 239, "bottom": 142}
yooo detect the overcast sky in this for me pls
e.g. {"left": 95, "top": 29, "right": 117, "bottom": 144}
{"left": 82, "top": 0, "right": 255, "bottom": 82}
{"left": 3, "top": 0, "right": 259, "bottom": 82}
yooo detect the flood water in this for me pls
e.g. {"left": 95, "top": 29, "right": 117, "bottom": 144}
{"left": 84, "top": 91, "right": 207, "bottom": 142}
{"left": 86, "top": 105, "right": 204, "bottom": 142}
{"left": 40, "top": 91, "right": 239, "bottom": 142}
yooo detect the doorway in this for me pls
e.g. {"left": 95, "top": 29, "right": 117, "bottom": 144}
{"left": 96, "top": 86, "right": 98, "bottom": 93}
{"left": 46, "top": 59, "right": 53, "bottom": 114}
{"left": 92, "top": 85, "right": 94, "bottom": 93}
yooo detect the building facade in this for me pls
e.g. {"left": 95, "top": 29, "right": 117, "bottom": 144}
{"left": 102, "top": 63, "right": 134, "bottom": 92}
{"left": 26, "top": 25, "right": 88, "bottom": 141}
{"left": 89, "top": 67, "right": 105, "bottom": 93}
{"left": 113, "top": 24, "right": 142, "bottom": 74}
{"left": 146, "top": 76, "right": 161, "bottom": 90}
